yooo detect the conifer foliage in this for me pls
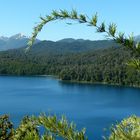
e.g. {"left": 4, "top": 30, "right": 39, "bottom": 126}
{"left": 0, "top": 114, "right": 87, "bottom": 140}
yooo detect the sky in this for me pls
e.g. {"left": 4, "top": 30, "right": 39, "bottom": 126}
{"left": 0, "top": 0, "right": 140, "bottom": 41}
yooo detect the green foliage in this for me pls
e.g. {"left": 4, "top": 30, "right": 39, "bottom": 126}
{"left": 27, "top": 9, "right": 140, "bottom": 71}
{"left": 108, "top": 23, "right": 117, "bottom": 37}
{"left": 37, "top": 114, "right": 87, "bottom": 140}
{"left": 0, "top": 114, "right": 87, "bottom": 140}
{"left": 70, "top": 9, "right": 78, "bottom": 19}
{"left": 1, "top": 43, "right": 140, "bottom": 87}
{"left": 108, "top": 115, "right": 140, "bottom": 140}
{"left": 1, "top": 114, "right": 140, "bottom": 140}
{"left": 97, "top": 22, "right": 106, "bottom": 32}
{"left": 136, "top": 42, "right": 140, "bottom": 52}
{"left": 116, "top": 32, "right": 125, "bottom": 44}
{"left": 14, "top": 116, "right": 40, "bottom": 140}
{"left": 60, "top": 10, "right": 69, "bottom": 18}
{"left": 0, "top": 115, "right": 14, "bottom": 140}
{"left": 79, "top": 14, "right": 87, "bottom": 23}
{"left": 127, "top": 58, "right": 140, "bottom": 71}
{"left": 90, "top": 13, "right": 98, "bottom": 26}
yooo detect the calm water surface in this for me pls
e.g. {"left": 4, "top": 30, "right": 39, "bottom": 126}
{"left": 0, "top": 76, "right": 140, "bottom": 139}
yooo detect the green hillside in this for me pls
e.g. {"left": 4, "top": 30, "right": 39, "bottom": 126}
{"left": 0, "top": 39, "right": 140, "bottom": 87}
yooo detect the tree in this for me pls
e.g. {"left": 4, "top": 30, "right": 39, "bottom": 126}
{"left": 107, "top": 115, "right": 140, "bottom": 140}
{"left": 0, "top": 114, "right": 87, "bottom": 140}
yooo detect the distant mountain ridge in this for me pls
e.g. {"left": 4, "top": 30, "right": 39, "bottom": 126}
{"left": 4, "top": 39, "right": 120, "bottom": 58}
{"left": 58, "top": 38, "right": 91, "bottom": 43}
{"left": 1, "top": 33, "right": 140, "bottom": 52}
{"left": 0, "top": 33, "right": 40, "bottom": 51}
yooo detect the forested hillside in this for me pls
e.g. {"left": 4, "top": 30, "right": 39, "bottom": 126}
{"left": 0, "top": 39, "right": 140, "bottom": 87}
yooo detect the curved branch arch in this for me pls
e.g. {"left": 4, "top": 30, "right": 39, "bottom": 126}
{"left": 28, "top": 9, "right": 140, "bottom": 70}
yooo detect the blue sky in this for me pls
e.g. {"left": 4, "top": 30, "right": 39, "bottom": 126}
{"left": 0, "top": 0, "right": 140, "bottom": 41}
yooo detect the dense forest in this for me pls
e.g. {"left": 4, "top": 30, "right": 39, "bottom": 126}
{"left": 0, "top": 39, "right": 140, "bottom": 87}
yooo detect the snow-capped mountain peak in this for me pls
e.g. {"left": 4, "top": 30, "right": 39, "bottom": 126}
{"left": 0, "top": 33, "right": 40, "bottom": 51}
{"left": 9, "top": 33, "right": 28, "bottom": 40}
{"left": 0, "top": 33, "right": 28, "bottom": 41}
{"left": 0, "top": 36, "right": 9, "bottom": 41}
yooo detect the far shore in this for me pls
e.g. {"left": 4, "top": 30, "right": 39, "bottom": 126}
{"left": 0, "top": 74, "right": 140, "bottom": 89}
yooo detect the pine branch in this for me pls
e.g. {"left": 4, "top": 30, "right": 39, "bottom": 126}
{"left": 28, "top": 9, "right": 139, "bottom": 51}
{"left": 28, "top": 9, "right": 140, "bottom": 71}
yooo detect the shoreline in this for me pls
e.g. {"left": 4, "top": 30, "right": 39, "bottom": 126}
{"left": 60, "top": 79, "right": 140, "bottom": 89}
{"left": 0, "top": 74, "right": 140, "bottom": 89}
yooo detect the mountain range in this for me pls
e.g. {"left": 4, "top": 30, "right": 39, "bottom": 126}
{"left": 0, "top": 33, "right": 40, "bottom": 51}
{"left": 28, "top": 40, "right": 120, "bottom": 56}
{"left": 0, "top": 33, "right": 140, "bottom": 53}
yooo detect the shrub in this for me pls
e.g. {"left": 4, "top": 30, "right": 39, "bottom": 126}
{"left": 108, "top": 115, "right": 140, "bottom": 140}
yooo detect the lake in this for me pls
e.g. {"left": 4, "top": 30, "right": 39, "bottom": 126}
{"left": 0, "top": 76, "right": 140, "bottom": 139}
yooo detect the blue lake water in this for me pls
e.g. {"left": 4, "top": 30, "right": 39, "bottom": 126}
{"left": 0, "top": 76, "right": 140, "bottom": 139}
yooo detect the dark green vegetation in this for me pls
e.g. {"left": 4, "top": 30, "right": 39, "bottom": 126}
{"left": 1, "top": 114, "right": 140, "bottom": 140}
{"left": 0, "top": 114, "right": 87, "bottom": 140}
{"left": 108, "top": 115, "right": 140, "bottom": 140}
{"left": 0, "top": 39, "right": 140, "bottom": 87}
